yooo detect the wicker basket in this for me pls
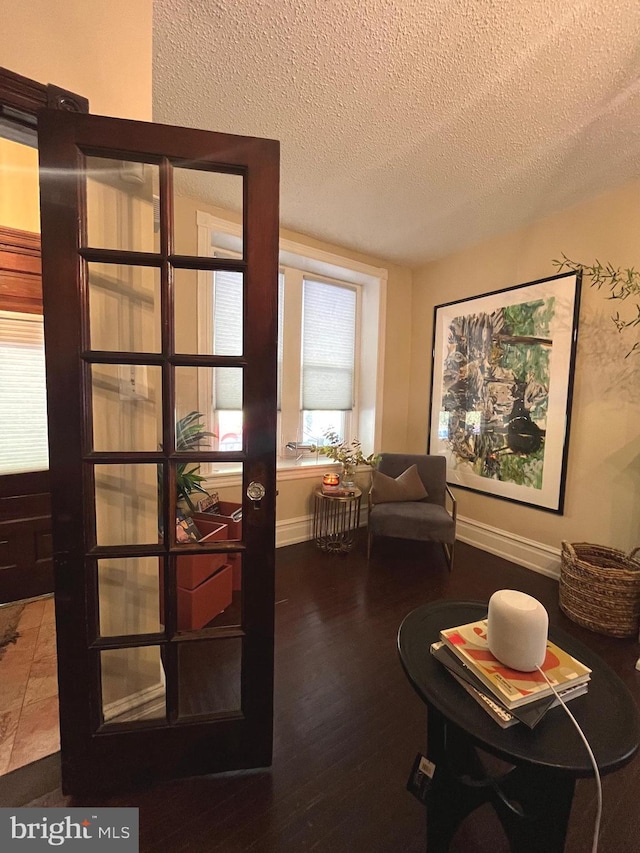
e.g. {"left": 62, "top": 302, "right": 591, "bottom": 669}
{"left": 559, "top": 541, "right": 640, "bottom": 638}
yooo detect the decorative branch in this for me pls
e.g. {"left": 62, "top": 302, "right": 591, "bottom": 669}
{"left": 553, "top": 254, "right": 640, "bottom": 357}
{"left": 310, "top": 429, "right": 379, "bottom": 468}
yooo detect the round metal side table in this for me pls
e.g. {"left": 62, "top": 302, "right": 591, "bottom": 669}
{"left": 313, "top": 488, "right": 362, "bottom": 553}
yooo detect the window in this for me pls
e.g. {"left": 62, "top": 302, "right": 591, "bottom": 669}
{"left": 299, "top": 277, "right": 357, "bottom": 445}
{"left": 196, "top": 211, "right": 386, "bottom": 473}
{"left": 211, "top": 267, "right": 243, "bottom": 451}
{"left": 204, "top": 267, "right": 357, "bottom": 452}
{"left": 201, "top": 268, "right": 285, "bottom": 453}
{"left": 0, "top": 311, "right": 49, "bottom": 474}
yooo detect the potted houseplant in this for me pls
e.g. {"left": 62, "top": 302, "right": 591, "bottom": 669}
{"left": 311, "top": 429, "right": 379, "bottom": 487}
{"left": 174, "top": 411, "right": 215, "bottom": 514}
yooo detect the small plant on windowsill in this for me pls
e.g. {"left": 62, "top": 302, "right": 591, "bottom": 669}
{"left": 310, "top": 429, "right": 379, "bottom": 486}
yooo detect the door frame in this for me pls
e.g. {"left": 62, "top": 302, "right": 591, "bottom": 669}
{"left": 0, "top": 69, "right": 88, "bottom": 603}
{"left": 0, "top": 66, "right": 88, "bottom": 122}
{"left": 0, "top": 68, "right": 87, "bottom": 801}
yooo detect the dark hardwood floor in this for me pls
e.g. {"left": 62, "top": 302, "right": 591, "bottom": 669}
{"left": 20, "top": 537, "right": 640, "bottom": 851}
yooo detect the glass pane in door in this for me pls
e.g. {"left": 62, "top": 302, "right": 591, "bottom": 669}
{"left": 173, "top": 267, "right": 244, "bottom": 356}
{"left": 85, "top": 156, "right": 160, "bottom": 253}
{"left": 94, "top": 463, "right": 161, "bottom": 546}
{"left": 101, "top": 646, "right": 166, "bottom": 724}
{"left": 178, "top": 639, "right": 242, "bottom": 718}
{"left": 98, "top": 557, "right": 162, "bottom": 637}
{"left": 174, "top": 366, "right": 244, "bottom": 453}
{"left": 175, "top": 543, "right": 242, "bottom": 634}
{"left": 172, "top": 166, "right": 243, "bottom": 256}
{"left": 88, "top": 263, "right": 161, "bottom": 353}
{"left": 91, "top": 364, "right": 162, "bottom": 452}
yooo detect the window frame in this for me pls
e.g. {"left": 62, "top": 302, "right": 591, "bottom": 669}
{"left": 195, "top": 210, "right": 387, "bottom": 480}
{"left": 295, "top": 272, "right": 362, "bottom": 448}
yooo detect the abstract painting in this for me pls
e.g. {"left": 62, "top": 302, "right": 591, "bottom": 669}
{"left": 428, "top": 271, "right": 581, "bottom": 512}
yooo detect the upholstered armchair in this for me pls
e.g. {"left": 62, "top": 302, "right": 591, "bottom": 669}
{"left": 367, "top": 453, "right": 457, "bottom": 569}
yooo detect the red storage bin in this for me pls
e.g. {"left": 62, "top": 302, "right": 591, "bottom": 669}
{"left": 193, "top": 503, "right": 242, "bottom": 590}
{"left": 176, "top": 522, "right": 228, "bottom": 590}
{"left": 177, "top": 563, "right": 232, "bottom": 631}
{"left": 194, "top": 501, "right": 242, "bottom": 538}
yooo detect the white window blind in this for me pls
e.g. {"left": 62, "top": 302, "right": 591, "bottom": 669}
{"left": 0, "top": 312, "right": 49, "bottom": 474}
{"left": 213, "top": 269, "right": 242, "bottom": 410}
{"left": 277, "top": 272, "right": 284, "bottom": 410}
{"left": 301, "top": 279, "right": 356, "bottom": 411}
{"left": 212, "top": 269, "right": 285, "bottom": 411}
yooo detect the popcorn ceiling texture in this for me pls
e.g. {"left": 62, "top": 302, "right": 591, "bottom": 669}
{"left": 153, "top": 0, "right": 640, "bottom": 266}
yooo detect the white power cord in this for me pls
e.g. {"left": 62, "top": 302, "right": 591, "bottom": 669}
{"left": 536, "top": 665, "right": 602, "bottom": 853}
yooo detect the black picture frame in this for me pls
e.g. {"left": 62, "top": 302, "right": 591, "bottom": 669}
{"left": 428, "top": 270, "right": 581, "bottom": 513}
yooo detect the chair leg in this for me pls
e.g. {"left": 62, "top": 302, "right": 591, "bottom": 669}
{"left": 443, "top": 539, "right": 455, "bottom": 572}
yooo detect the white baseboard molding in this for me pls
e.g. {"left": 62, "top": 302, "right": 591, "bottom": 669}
{"left": 276, "top": 510, "right": 369, "bottom": 549}
{"left": 456, "top": 515, "right": 561, "bottom": 580}
{"left": 276, "top": 511, "right": 561, "bottom": 580}
{"left": 103, "top": 682, "right": 166, "bottom": 723}
{"left": 276, "top": 514, "right": 314, "bottom": 548}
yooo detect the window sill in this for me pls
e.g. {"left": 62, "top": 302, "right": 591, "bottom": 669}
{"left": 202, "top": 457, "right": 370, "bottom": 487}
{"left": 277, "top": 457, "right": 339, "bottom": 481}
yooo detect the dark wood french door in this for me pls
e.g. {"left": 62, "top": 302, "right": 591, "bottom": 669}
{"left": 37, "top": 109, "right": 279, "bottom": 794}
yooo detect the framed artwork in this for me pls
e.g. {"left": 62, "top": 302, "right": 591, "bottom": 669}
{"left": 428, "top": 271, "right": 581, "bottom": 513}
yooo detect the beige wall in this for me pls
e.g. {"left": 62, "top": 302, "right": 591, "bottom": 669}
{"left": 0, "top": 139, "right": 40, "bottom": 232}
{"left": 0, "top": 0, "right": 152, "bottom": 120}
{"left": 410, "top": 179, "right": 640, "bottom": 554}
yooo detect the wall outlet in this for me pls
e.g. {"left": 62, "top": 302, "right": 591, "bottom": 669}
{"left": 118, "top": 364, "right": 148, "bottom": 401}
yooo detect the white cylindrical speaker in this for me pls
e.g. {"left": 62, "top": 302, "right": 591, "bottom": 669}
{"left": 487, "top": 590, "right": 549, "bottom": 672}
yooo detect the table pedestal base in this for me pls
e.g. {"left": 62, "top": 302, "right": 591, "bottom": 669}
{"left": 425, "top": 710, "right": 575, "bottom": 853}
{"left": 313, "top": 489, "right": 361, "bottom": 554}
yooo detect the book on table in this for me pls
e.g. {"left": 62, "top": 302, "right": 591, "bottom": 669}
{"left": 438, "top": 618, "right": 591, "bottom": 710}
{"left": 321, "top": 486, "right": 356, "bottom": 497}
{"left": 430, "top": 641, "right": 589, "bottom": 729}
{"left": 449, "top": 670, "right": 518, "bottom": 729}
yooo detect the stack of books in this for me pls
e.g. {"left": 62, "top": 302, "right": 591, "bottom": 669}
{"left": 432, "top": 618, "right": 591, "bottom": 729}
{"left": 321, "top": 484, "right": 356, "bottom": 497}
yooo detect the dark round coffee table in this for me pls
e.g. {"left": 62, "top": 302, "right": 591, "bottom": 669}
{"left": 398, "top": 600, "right": 640, "bottom": 852}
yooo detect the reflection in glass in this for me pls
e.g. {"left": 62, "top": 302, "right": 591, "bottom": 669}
{"left": 173, "top": 167, "right": 243, "bottom": 256}
{"left": 98, "top": 557, "right": 162, "bottom": 637}
{"left": 178, "top": 639, "right": 241, "bottom": 718}
{"left": 91, "top": 364, "right": 162, "bottom": 452}
{"left": 88, "top": 263, "right": 160, "bottom": 353}
{"left": 94, "top": 464, "right": 160, "bottom": 546}
{"left": 173, "top": 267, "right": 243, "bottom": 356}
{"left": 101, "top": 646, "right": 166, "bottom": 724}
{"left": 85, "top": 156, "right": 159, "bottom": 253}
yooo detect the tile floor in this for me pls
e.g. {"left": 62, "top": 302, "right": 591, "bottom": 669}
{"left": 0, "top": 596, "right": 60, "bottom": 775}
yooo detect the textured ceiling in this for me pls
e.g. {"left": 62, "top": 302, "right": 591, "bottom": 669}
{"left": 153, "top": 0, "right": 640, "bottom": 267}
